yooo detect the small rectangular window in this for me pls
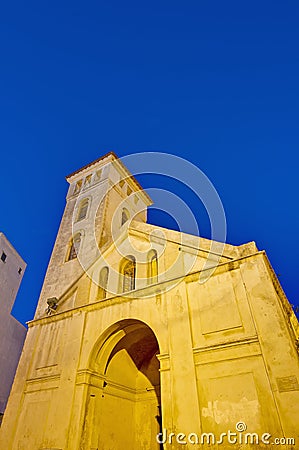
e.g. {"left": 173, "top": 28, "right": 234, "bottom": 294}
{"left": 1, "top": 252, "right": 7, "bottom": 262}
{"left": 18, "top": 267, "right": 22, "bottom": 274}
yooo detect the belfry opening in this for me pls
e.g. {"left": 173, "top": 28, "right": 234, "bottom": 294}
{"left": 82, "top": 319, "right": 161, "bottom": 450}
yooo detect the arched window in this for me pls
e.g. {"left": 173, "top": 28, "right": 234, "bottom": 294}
{"left": 98, "top": 266, "right": 109, "bottom": 299}
{"left": 148, "top": 249, "right": 158, "bottom": 283}
{"left": 121, "top": 256, "right": 136, "bottom": 292}
{"left": 66, "top": 233, "right": 81, "bottom": 261}
{"left": 121, "top": 208, "right": 129, "bottom": 226}
{"left": 77, "top": 198, "right": 89, "bottom": 221}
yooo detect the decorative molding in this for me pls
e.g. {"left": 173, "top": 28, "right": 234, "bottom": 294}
{"left": 25, "top": 373, "right": 61, "bottom": 392}
{"left": 193, "top": 336, "right": 261, "bottom": 366}
{"left": 157, "top": 353, "right": 170, "bottom": 372}
{"left": 193, "top": 335, "right": 259, "bottom": 354}
{"left": 27, "top": 251, "right": 266, "bottom": 329}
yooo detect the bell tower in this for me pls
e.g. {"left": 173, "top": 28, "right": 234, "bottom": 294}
{"left": 35, "top": 151, "right": 152, "bottom": 318}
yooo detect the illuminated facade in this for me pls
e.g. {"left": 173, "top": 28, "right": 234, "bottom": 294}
{"left": 1, "top": 153, "right": 299, "bottom": 449}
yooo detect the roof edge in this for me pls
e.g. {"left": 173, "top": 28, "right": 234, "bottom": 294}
{"left": 65, "top": 151, "right": 118, "bottom": 180}
{"left": 65, "top": 151, "right": 152, "bottom": 204}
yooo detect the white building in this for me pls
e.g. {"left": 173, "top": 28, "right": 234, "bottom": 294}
{"left": 0, "top": 233, "right": 27, "bottom": 419}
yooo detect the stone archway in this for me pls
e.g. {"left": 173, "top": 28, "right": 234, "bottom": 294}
{"left": 81, "top": 319, "right": 162, "bottom": 450}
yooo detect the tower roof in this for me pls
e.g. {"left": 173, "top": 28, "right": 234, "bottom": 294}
{"left": 65, "top": 151, "right": 118, "bottom": 179}
{"left": 65, "top": 151, "right": 152, "bottom": 204}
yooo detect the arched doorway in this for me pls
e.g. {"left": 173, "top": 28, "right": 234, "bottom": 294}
{"left": 82, "top": 320, "right": 162, "bottom": 450}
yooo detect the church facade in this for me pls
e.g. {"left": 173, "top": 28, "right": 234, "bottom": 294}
{"left": 1, "top": 152, "right": 299, "bottom": 449}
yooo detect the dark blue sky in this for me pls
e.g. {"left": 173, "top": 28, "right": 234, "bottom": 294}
{"left": 1, "top": 1, "right": 298, "bottom": 325}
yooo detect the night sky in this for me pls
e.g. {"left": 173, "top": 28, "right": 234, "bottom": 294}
{"left": 1, "top": 1, "right": 298, "bottom": 325}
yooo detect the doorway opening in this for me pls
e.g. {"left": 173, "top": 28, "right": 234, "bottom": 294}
{"left": 83, "top": 320, "right": 162, "bottom": 450}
